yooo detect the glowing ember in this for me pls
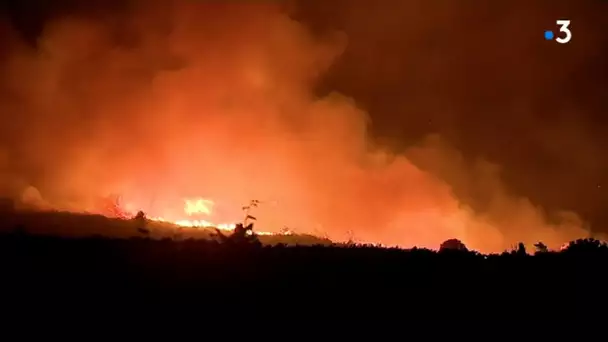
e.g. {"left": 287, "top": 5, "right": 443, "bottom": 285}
{"left": 150, "top": 216, "right": 236, "bottom": 230}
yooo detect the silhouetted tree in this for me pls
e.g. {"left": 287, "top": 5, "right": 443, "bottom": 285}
{"left": 212, "top": 200, "right": 263, "bottom": 247}
{"left": 517, "top": 242, "right": 527, "bottom": 255}
{"left": 135, "top": 210, "right": 146, "bottom": 221}
{"left": 134, "top": 210, "right": 149, "bottom": 235}
{"left": 534, "top": 242, "right": 548, "bottom": 254}
{"left": 439, "top": 238, "right": 468, "bottom": 252}
{"left": 563, "top": 238, "right": 607, "bottom": 254}
{"left": 242, "top": 199, "right": 260, "bottom": 226}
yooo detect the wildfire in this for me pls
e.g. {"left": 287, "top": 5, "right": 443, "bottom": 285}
{"left": 122, "top": 197, "right": 278, "bottom": 236}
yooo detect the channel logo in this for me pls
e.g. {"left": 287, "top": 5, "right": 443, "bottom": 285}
{"left": 544, "top": 20, "right": 572, "bottom": 44}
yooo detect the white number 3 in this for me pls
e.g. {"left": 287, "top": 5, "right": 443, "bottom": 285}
{"left": 556, "top": 20, "right": 572, "bottom": 44}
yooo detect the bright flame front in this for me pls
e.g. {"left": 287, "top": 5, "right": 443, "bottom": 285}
{"left": 122, "top": 197, "right": 276, "bottom": 235}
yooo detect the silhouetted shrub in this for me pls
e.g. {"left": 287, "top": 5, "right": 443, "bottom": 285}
{"left": 563, "top": 238, "right": 607, "bottom": 254}
{"left": 439, "top": 238, "right": 468, "bottom": 252}
{"left": 213, "top": 223, "right": 261, "bottom": 248}
{"left": 534, "top": 241, "right": 548, "bottom": 254}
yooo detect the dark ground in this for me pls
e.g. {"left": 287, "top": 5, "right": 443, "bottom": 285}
{"left": 1, "top": 227, "right": 606, "bottom": 321}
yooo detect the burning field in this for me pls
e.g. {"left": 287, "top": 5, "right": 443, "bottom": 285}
{"left": 0, "top": 1, "right": 599, "bottom": 253}
{"left": 103, "top": 196, "right": 281, "bottom": 237}
{"left": 0, "top": 196, "right": 331, "bottom": 246}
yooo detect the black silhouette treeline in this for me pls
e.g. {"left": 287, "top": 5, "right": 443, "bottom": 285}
{"left": 2, "top": 198, "right": 608, "bottom": 317}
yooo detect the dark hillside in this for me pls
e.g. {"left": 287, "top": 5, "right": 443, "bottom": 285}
{"left": 1, "top": 230, "right": 606, "bottom": 318}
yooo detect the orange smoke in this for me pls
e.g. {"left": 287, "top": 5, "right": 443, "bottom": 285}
{"left": 0, "top": 1, "right": 594, "bottom": 253}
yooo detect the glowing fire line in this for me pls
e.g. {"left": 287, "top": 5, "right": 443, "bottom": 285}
{"left": 131, "top": 198, "right": 279, "bottom": 236}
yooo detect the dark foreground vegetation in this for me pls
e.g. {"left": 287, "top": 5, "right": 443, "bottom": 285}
{"left": 2, "top": 226, "right": 608, "bottom": 318}
{"left": 1, "top": 206, "right": 607, "bottom": 319}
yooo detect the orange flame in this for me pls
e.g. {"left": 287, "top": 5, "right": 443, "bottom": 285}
{"left": 130, "top": 197, "right": 277, "bottom": 236}
{"left": 184, "top": 198, "right": 214, "bottom": 216}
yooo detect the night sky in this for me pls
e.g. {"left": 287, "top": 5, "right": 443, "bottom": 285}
{"left": 0, "top": 0, "right": 607, "bottom": 248}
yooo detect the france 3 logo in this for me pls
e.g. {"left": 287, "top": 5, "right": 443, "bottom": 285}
{"left": 544, "top": 20, "right": 572, "bottom": 44}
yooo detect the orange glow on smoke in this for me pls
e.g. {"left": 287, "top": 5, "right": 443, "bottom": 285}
{"left": 0, "top": 1, "right": 595, "bottom": 253}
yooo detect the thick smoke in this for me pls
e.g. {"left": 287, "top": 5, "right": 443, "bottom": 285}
{"left": 0, "top": 1, "right": 594, "bottom": 252}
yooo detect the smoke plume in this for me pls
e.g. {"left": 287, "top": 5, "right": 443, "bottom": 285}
{"left": 0, "top": 1, "right": 595, "bottom": 252}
